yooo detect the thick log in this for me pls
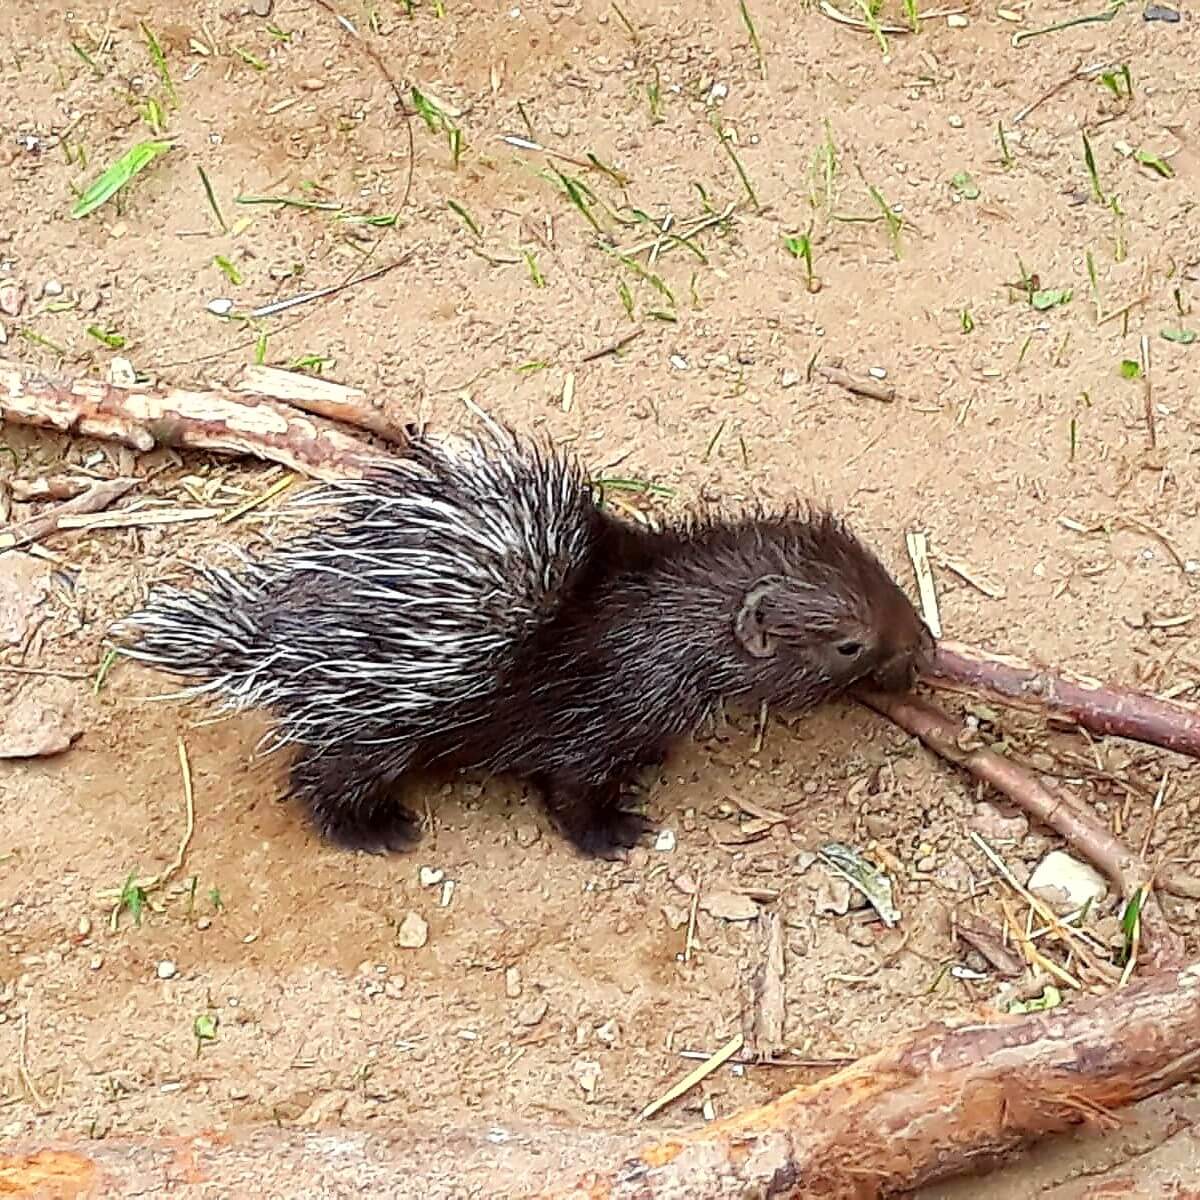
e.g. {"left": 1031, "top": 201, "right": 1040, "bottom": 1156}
{"left": 0, "top": 357, "right": 383, "bottom": 481}
{"left": 926, "top": 640, "right": 1200, "bottom": 761}
{"left": 4, "top": 963, "right": 1200, "bottom": 1198}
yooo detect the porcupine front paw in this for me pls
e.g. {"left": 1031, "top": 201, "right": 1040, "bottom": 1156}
{"left": 310, "top": 796, "right": 422, "bottom": 854}
{"left": 572, "top": 808, "right": 656, "bottom": 861}
{"left": 536, "top": 774, "right": 656, "bottom": 861}
{"left": 289, "top": 748, "right": 421, "bottom": 854}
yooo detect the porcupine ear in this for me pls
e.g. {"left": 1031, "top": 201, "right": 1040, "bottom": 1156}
{"left": 734, "top": 574, "right": 790, "bottom": 659}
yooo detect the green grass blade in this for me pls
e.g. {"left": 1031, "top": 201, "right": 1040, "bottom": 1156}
{"left": 70, "top": 139, "right": 172, "bottom": 219}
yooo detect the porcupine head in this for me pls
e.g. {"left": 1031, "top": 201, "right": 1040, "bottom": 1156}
{"left": 711, "top": 510, "right": 934, "bottom": 713}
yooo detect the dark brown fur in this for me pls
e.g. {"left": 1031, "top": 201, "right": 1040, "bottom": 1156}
{"left": 288, "top": 505, "right": 932, "bottom": 857}
{"left": 118, "top": 431, "right": 932, "bottom": 859}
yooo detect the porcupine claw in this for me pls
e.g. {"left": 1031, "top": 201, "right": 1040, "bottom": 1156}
{"left": 576, "top": 809, "right": 657, "bottom": 861}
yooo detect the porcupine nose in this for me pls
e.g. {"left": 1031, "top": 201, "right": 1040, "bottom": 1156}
{"left": 870, "top": 624, "right": 933, "bottom": 693}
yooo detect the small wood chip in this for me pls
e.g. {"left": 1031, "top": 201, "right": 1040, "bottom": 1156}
{"left": 905, "top": 529, "right": 943, "bottom": 638}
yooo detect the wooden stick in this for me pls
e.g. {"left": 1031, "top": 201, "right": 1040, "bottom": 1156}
{"left": 0, "top": 478, "right": 136, "bottom": 552}
{"left": 815, "top": 364, "right": 895, "bottom": 402}
{"left": 858, "top": 689, "right": 1199, "bottom": 937}
{"left": 234, "top": 364, "right": 410, "bottom": 445}
{"left": 6, "top": 962, "right": 1200, "bottom": 1198}
{"left": 0, "top": 357, "right": 383, "bottom": 481}
{"left": 925, "top": 640, "right": 1200, "bottom": 761}
{"left": 9, "top": 475, "right": 91, "bottom": 502}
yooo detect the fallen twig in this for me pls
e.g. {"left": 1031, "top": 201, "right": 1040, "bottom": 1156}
{"left": 309, "top": 0, "right": 416, "bottom": 208}
{"left": 245, "top": 257, "right": 411, "bottom": 319}
{"left": 8, "top": 475, "right": 91, "bottom": 502}
{"left": 10, "top": 962, "right": 1200, "bottom": 1197}
{"left": 638, "top": 1033, "right": 743, "bottom": 1122}
{"left": 925, "top": 640, "right": 1200, "bottom": 762}
{"left": 235, "top": 364, "right": 409, "bottom": 444}
{"left": 0, "top": 357, "right": 381, "bottom": 481}
{"left": 580, "top": 327, "right": 644, "bottom": 362}
{"left": 1012, "top": 60, "right": 1114, "bottom": 124}
{"left": 95, "top": 738, "right": 197, "bottom": 929}
{"left": 814, "top": 364, "right": 895, "bottom": 402}
{"left": 0, "top": 478, "right": 136, "bottom": 554}
{"left": 743, "top": 911, "right": 787, "bottom": 1061}
{"left": 17, "top": 1012, "right": 50, "bottom": 1115}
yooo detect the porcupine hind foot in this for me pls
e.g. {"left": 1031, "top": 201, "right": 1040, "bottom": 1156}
{"left": 535, "top": 774, "right": 655, "bottom": 861}
{"left": 288, "top": 745, "right": 421, "bottom": 854}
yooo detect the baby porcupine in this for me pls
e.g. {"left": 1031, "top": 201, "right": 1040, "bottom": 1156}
{"left": 113, "top": 421, "right": 932, "bottom": 858}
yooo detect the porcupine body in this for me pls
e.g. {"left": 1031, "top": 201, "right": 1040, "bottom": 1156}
{"left": 114, "top": 423, "right": 932, "bottom": 858}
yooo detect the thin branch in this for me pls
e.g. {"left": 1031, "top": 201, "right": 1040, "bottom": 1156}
{"left": 925, "top": 640, "right": 1200, "bottom": 761}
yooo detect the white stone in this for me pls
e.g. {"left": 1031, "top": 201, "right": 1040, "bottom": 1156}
{"left": 1027, "top": 851, "right": 1109, "bottom": 911}
{"left": 397, "top": 911, "right": 428, "bottom": 949}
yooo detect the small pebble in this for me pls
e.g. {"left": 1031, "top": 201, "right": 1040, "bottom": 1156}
{"left": 571, "top": 1058, "right": 601, "bottom": 1098}
{"left": 108, "top": 357, "right": 137, "bottom": 387}
{"left": 397, "top": 911, "right": 429, "bottom": 948}
{"left": 250, "top": 0, "right": 275, "bottom": 13}
{"left": 206, "top": 297, "right": 234, "bottom": 317}
{"left": 300, "top": 77, "right": 326, "bottom": 91}
{"left": 0, "top": 282, "right": 25, "bottom": 317}
{"left": 440, "top": 880, "right": 455, "bottom": 907}
{"left": 514, "top": 823, "right": 541, "bottom": 848}
{"left": 505, "top": 967, "right": 522, "bottom": 998}
{"left": 947, "top": 12, "right": 968, "bottom": 25}
{"left": 1028, "top": 851, "right": 1108, "bottom": 911}
{"left": 780, "top": 368, "right": 801, "bottom": 388}
{"left": 700, "top": 890, "right": 759, "bottom": 922}
{"left": 0, "top": 323, "right": 7, "bottom": 345}
{"left": 196, "top": 916, "right": 212, "bottom": 931}
{"left": 595, "top": 1019, "right": 619, "bottom": 1045}
{"left": 77, "top": 916, "right": 92, "bottom": 938}
{"left": 42, "top": 279, "right": 63, "bottom": 297}
{"left": 948, "top": 114, "right": 964, "bottom": 129}
{"left": 868, "top": 366, "right": 887, "bottom": 380}
{"left": 418, "top": 866, "right": 444, "bottom": 887}
{"left": 1143, "top": 2, "right": 1180, "bottom": 18}
{"left": 384, "top": 977, "right": 406, "bottom": 998}
{"left": 157, "top": 960, "right": 178, "bottom": 980}
{"left": 654, "top": 829, "right": 677, "bottom": 852}
{"left": 669, "top": 354, "right": 689, "bottom": 370}
{"left": 517, "top": 997, "right": 549, "bottom": 1027}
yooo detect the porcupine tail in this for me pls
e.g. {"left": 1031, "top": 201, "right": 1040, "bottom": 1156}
{"left": 110, "top": 422, "right": 603, "bottom": 751}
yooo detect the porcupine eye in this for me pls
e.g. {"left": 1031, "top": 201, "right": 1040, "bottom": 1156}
{"left": 835, "top": 640, "right": 863, "bottom": 658}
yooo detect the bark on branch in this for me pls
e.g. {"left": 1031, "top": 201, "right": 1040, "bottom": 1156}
{"left": 0, "top": 357, "right": 385, "bottom": 481}
{"left": 4, "top": 963, "right": 1200, "bottom": 1198}
{"left": 926, "top": 640, "right": 1200, "bottom": 761}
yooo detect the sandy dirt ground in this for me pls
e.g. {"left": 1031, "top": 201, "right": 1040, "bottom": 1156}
{"left": 1, "top": 0, "right": 1199, "bottom": 1196}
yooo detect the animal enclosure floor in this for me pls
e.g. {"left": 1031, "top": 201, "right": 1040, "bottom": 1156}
{"left": 1, "top": 1, "right": 1199, "bottom": 1196}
